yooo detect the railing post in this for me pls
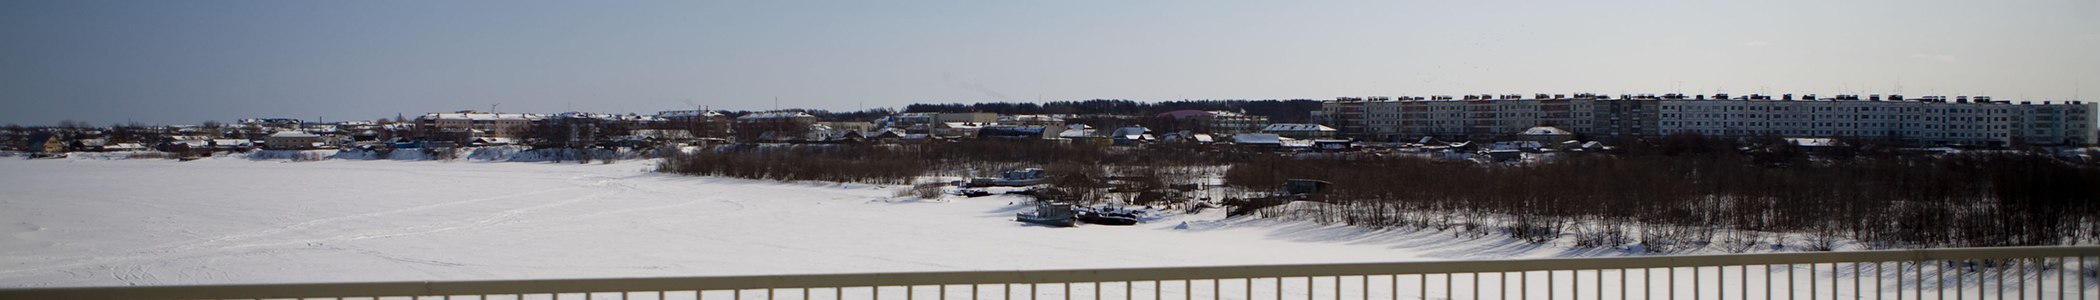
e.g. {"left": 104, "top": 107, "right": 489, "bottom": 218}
{"left": 2009, "top": 258, "right": 2018, "bottom": 298}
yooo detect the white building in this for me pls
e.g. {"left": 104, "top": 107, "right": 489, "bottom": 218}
{"left": 1319, "top": 93, "right": 2096, "bottom": 147}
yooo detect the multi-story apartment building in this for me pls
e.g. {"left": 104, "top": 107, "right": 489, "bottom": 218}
{"left": 656, "top": 109, "right": 731, "bottom": 139}
{"left": 1318, "top": 93, "right": 2096, "bottom": 146}
{"left": 732, "top": 111, "right": 819, "bottom": 142}
{"left": 1156, "top": 110, "right": 1271, "bottom": 135}
{"left": 415, "top": 111, "right": 544, "bottom": 139}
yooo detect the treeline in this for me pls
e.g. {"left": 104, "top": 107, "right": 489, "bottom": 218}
{"left": 657, "top": 141, "right": 1236, "bottom": 186}
{"left": 710, "top": 108, "right": 901, "bottom": 122}
{"left": 656, "top": 134, "right": 2100, "bottom": 251}
{"left": 903, "top": 99, "right": 1324, "bottom": 123}
{"left": 1225, "top": 151, "right": 2100, "bottom": 251}
{"left": 658, "top": 145, "right": 930, "bottom": 184}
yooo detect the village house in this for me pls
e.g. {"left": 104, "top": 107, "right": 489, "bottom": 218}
{"left": 1156, "top": 110, "right": 1271, "bottom": 135}
{"left": 37, "top": 134, "right": 66, "bottom": 154}
{"left": 265, "top": 131, "right": 325, "bottom": 150}
{"left": 415, "top": 111, "right": 543, "bottom": 139}
{"left": 934, "top": 112, "right": 997, "bottom": 124}
{"left": 733, "top": 111, "right": 818, "bottom": 142}
{"left": 656, "top": 110, "right": 731, "bottom": 139}
{"left": 1262, "top": 123, "right": 1339, "bottom": 140}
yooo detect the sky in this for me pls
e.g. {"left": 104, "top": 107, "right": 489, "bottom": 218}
{"left": 2, "top": 0, "right": 2097, "bottom": 126}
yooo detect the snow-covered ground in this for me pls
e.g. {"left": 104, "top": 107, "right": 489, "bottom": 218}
{"left": 0, "top": 158, "right": 1500, "bottom": 289}
{"left": 1, "top": 158, "right": 2089, "bottom": 299}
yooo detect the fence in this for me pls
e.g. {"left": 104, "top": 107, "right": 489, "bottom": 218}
{"left": 4, "top": 246, "right": 2097, "bottom": 300}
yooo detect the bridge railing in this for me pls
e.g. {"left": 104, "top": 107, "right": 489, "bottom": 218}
{"left": 4, "top": 246, "right": 2097, "bottom": 300}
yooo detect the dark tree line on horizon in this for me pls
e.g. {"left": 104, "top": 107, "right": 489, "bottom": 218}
{"left": 1225, "top": 135, "right": 2100, "bottom": 252}
{"left": 903, "top": 99, "right": 1325, "bottom": 123}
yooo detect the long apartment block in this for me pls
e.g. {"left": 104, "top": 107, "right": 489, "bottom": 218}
{"left": 1315, "top": 93, "right": 2096, "bottom": 147}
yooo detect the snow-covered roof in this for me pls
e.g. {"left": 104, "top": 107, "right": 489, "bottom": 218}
{"left": 1787, "top": 138, "right": 1838, "bottom": 147}
{"left": 472, "top": 137, "right": 517, "bottom": 145}
{"left": 1519, "top": 126, "right": 1574, "bottom": 136}
{"left": 737, "top": 112, "right": 815, "bottom": 120}
{"left": 270, "top": 131, "right": 320, "bottom": 138}
{"left": 421, "top": 112, "right": 542, "bottom": 121}
{"left": 1058, "top": 129, "right": 1096, "bottom": 138}
{"left": 1110, "top": 127, "right": 1150, "bottom": 137}
{"left": 1262, "top": 123, "right": 1336, "bottom": 132}
{"left": 999, "top": 114, "right": 1064, "bottom": 123}
{"left": 867, "top": 128, "right": 907, "bottom": 138}
{"left": 942, "top": 122, "right": 994, "bottom": 129}
{"left": 657, "top": 110, "right": 726, "bottom": 118}
{"left": 632, "top": 129, "right": 695, "bottom": 139}
{"left": 174, "top": 139, "right": 254, "bottom": 147}
{"left": 1158, "top": 110, "right": 1250, "bottom": 119}
{"left": 1233, "top": 133, "right": 1283, "bottom": 145}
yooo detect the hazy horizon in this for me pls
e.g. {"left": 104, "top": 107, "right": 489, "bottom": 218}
{"left": 4, "top": 0, "right": 2098, "bottom": 126}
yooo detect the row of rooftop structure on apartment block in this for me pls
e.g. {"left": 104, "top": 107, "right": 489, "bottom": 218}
{"left": 413, "top": 109, "right": 1294, "bottom": 145}
{"left": 6, "top": 108, "right": 1344, "bottom": 155}
{"left": 1312, "top": 93, "right": 2098, "bottom": 147}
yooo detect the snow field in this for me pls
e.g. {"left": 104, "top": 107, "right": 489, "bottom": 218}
{"left": 2, "top": 158, "right": 2095, "bottom": 299}
{"left": 0, "top": 158, "right": 1415, "bottom": 288}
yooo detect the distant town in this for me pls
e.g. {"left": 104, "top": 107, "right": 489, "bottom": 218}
{"left": 2, "top": 92, "right": 2094, "bottom": 160}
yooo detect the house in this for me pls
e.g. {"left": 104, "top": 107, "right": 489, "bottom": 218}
{"left": 934, "top": 112, "right": 998, "bottom": 124}
{"left": 733, "top": 112, "right": 818, "bottom": 142}
{"left": 936, "top": 122, "right": 994, "bottom": 139}
{"left": 1262, "top": 123, "right": 1338, "bottom": 139}
{"left": 1110, "top": 127, "right": 1153, "bottom": 145}
{"left": 166, "top": 139, "right": 256, "bottom": 152}
{"left": 1156, "top": 110, "right": 1270, "bottom": 134}
{"left": 105, "top": 143, "right": 148, "bottom": 152}
{"left": 469, "top": 137, "right": 516, "bottom": 146}
{"left": 1056, "top": 124, "right": 1095, "bottom": 139}
{"left": 864, "top": 128, "right": 907, "bottom": 141}
{"left": 1311, "top": 139, "right": 1354, "bottom": 151}
{"left": 878, "top": 112, "right": 938, "bottom": 132}
{"left": 1160, "top": 132, "right": 1217, "bottom": 144}
{"left": 38, "top": 135, "right": 66, "bottom": 154}
{"left": 1233, "top": 133, "right": 1284, "bottom": 147}
{"left": 1000, "top": 115, "right": 1065, "bottom": 128}
{"left": 1517, "top": 126, "right": 1576, "bottom": 144}
{"left": 629, "top": 129, "right": 696, "bottom": 144}
{"left": 69, "top": 138, "right": 107, "bottom": 152}
{"left": 656, "top": 110, "right": 731, "bottom": 139}
{"left": 979, "top": 125, "right": 1049, "bottom": 140}
{"left": 820, "top": 122, "right": 877, "bottom": 134}
{"left": 266, "top": 131, "right": 324, "bottom": 150}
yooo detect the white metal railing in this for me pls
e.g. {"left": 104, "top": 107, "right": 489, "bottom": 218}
{"left": 3, "top": 246, "right": 2096, "bottom": 300}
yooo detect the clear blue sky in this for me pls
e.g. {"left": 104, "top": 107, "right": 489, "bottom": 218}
{"left": 3, "top": 0, "right": 2096, "bottom": 125}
